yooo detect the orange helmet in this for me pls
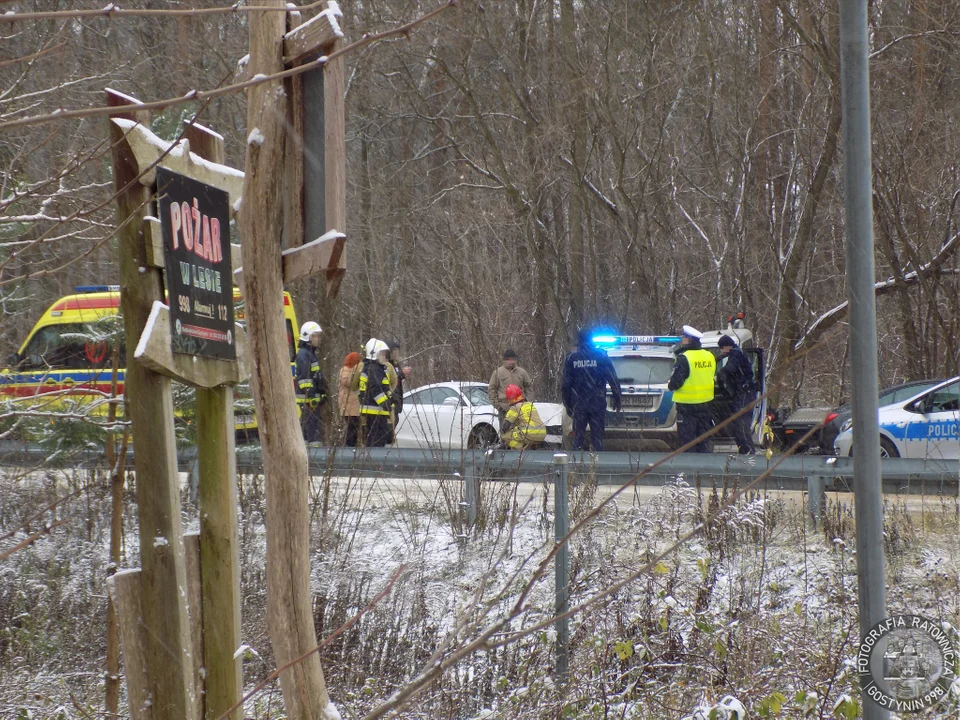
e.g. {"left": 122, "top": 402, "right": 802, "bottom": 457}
{"left": 505, "top": 384, "right": 524, "bottom": 403}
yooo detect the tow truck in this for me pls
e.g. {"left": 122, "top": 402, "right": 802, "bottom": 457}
{"left": 562, "top": 322, "right": 767, "bottom": 451}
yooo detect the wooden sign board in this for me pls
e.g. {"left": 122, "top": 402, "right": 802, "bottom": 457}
{"left": 157, "top": 167, "right": 236, "bottom": 361}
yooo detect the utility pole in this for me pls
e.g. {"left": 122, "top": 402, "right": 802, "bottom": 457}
{"left": 836, "top": 1, "right": 888, "bottom": 718}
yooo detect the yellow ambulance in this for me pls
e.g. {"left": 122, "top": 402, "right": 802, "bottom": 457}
{"left": 1, "top": 285, "right": 301, "bottom": 439}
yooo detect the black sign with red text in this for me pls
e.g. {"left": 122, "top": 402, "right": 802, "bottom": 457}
{"left": 157, "top": 167, "right": 235, "bottom": 360}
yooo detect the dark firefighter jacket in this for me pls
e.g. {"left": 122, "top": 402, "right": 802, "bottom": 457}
{"left": 295, "top": 342, "right": 328, "bottom": 404}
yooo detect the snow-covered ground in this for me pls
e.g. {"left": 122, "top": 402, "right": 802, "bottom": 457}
{"left": 1, "top": 468, "right": 958, "bottom": 719}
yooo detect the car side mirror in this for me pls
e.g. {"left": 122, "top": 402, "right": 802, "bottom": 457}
{"left": 441, "top": 397, "right": 460, "bottom": 407}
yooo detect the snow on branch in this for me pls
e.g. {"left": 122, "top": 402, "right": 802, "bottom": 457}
{"left": 795, "top": 229, "right": 960, "bottom": 350}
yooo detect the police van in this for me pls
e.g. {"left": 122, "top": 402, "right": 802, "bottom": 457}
{"left": 1, "top": 285, "right": 302, "bottom": 439}
{"left": 563, "top": 323, "right": 767, "bottom": 451}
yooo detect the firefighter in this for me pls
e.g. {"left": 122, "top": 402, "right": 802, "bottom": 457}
{"left": 668, "top": 325, "right": 716, "bottom": 453}
{"left": 716, "top": 334, "right": 757, "bottom": 454}
{"left": 358, "top": 338, "right": 393, "bottom": 447}
{"left": 500, "top": 384, "right": 546, "bottom": 450}
{"left": 385, "top": 339, "right": 411, "bottom": 441}
{"left": 295, "top": 321, "right": 327, "bottom": 443}
{"left": 562, "top": 328, "right": 622, "bottom": 451}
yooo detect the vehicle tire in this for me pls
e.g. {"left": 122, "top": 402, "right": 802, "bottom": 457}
{"left": 468, "top": 424, "right": 499, "bottom": 449}
{"left": 879, "top": 436, "right": 900, "bottom": 458}
{"left": 848, "top": 436, "right": 900, "bottom": 459}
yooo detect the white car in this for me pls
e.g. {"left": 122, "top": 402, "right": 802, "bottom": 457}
{"left": 833, "top": 377, "right": 960, "bottom": 459}
{"left": 392, "top": 381, "right": 564, "bottom": 449}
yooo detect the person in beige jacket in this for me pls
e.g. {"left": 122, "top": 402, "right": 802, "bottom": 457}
{"left": 488, "top": 348, "right": 533, "bottom": 422}
{"left": 338, "top": 351, "right": 363, "bottom": 446}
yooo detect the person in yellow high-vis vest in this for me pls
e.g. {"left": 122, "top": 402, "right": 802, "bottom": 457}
{"left": 500, "top": 384, "right": 546, "bottom": 450}
{"left": 668, "top": 325, "right": 716, "bottom": 453}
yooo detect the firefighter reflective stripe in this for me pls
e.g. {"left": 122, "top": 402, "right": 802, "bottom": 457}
{"left": 297, "top": 379, "right": 314, "bottom": 390}
{"left": 503, "top": 401, "right": 546, "bottom": 448}
{"left": 359, "top": 370, "right": 392, "bottom": 415}
{"left": 673, "top": 349, "right": 716, "bottom": 404}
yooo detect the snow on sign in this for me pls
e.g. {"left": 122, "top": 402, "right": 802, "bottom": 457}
{"left": 157, "top": 167, "right": 235, "bottom": 361}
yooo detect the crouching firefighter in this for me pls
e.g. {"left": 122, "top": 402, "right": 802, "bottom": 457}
{"left": 295, "top": 321, "right": 328, "bottom": 443}
{"left": 358, "top": 338, "right": 393, "bottom": 447}
{"left": 500, "top": 384, "right": 546, "bottom": 450}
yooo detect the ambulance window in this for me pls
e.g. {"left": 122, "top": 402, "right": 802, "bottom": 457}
{"left": 18, "top": 322, "right": 124, "bottom": 371}
{"left": 286, "top": 320, "right": 296, "bottom": 362}
{"left": 610, "top": 357, "right": 673, "bottom": 384}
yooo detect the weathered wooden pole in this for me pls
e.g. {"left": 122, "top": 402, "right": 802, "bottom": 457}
{"left": 108, "top": 89, "right": 196, "bottom": 720}
{"left": 107, "top": 569, "right": 153, "bottom": 720}
{"left": 240, "top": 4, "right": 331, "bottom": 717}
{"left": 184, "top": 123, "right": 244, "bottom": 720}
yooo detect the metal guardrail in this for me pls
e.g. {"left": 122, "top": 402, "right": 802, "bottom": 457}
{"left": 2, "top": 441, "right": 957, "bottom": 496}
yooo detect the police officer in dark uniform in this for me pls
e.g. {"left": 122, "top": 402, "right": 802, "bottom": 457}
{"left": 668, "top": 325, "right": 716, "bottom": 453}
{"left": 295, "top": 321, "right": 328, "bottom": 443}
{"left": 716, "top": 334, "right": 757, "bottom": 454}
{"left": 562, "top": 328, "right": 622, "bottom": 451}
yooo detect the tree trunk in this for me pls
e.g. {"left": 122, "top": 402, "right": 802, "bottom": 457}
{"left": 241, "top": 5, "right": 330, "bottom": 718}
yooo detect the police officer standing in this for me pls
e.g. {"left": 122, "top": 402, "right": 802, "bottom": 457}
{"left": 358, "top": 338, "right": 393, "bottom": 447}
{"left": 716, "top": 334, "right": 757, "bottom": 454}
{"left": 668, "top": 325, "right": 716, "bottom": 453}
{"left": 562, "top": 328, "right": 622, "bottom": 451}
{"left": 295, "top": 321, "right": 328, "bottom": 443}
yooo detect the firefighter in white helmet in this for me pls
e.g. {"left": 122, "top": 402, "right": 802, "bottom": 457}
{"left": 295, "top": 321, "right": 327, "bottom": 443}
{"left": 357, "top": 338, "right": 393, "bottom": 446}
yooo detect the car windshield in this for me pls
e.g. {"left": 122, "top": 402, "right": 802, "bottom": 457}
{"left": 464, "top": 386, "right": 491, "bottom": 406}
{"left": 610, "top": 357, "right": 674, "bottom": 385}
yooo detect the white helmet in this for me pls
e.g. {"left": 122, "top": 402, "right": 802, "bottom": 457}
{"left": 714, "top": 697, "right": 746, "bottom": 720}
{"left": 300, "top": 321, "right": 322, "bottom": 343}
{"left": 364, "top": 338, "right": 389, "bottom": 360}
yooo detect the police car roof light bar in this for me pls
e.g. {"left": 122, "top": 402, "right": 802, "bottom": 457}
{"left": 594, "top": 334, "right": 681, "bottom": 346}
{"left": 75, "top": 285, "right": 121, "bottom": 294}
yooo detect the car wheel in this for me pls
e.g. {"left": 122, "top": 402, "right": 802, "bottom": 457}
{"left": 848, "top": 436, "right": 900, "bottom": 458}
{"left": 879, "top": 436, "right": 900, "bottom": 458}
{"left": 468, "top": 424, "right": 499, "bottom": 449}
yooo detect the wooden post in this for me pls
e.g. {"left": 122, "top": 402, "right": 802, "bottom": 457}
{"left": 242, "top": 2, "right": 331, "bottom": 717}
{"left": 107, "top": 569, "right": 154, "bottom": 720}
{"left": 323, "top": 36, "right": 346, "bottom": 295}
{"left": 185, "top": 122, "right": 244, "bottom": 720}
{"left": 108, "top": 89, "right": 197, "bottom": 720}
{"left": 196, "top": 389, "right": 243, "bottom": 720}
{"left": 183, "top": 533, "right": 205, "bottom": 720}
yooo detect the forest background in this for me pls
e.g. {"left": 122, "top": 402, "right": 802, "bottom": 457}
{"left": 3, "top": 0, "right": 960, "bottom": 407}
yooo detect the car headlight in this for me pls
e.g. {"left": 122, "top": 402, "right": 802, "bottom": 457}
{"left": 840, "top": 418, "right": 852, "bottom": 433}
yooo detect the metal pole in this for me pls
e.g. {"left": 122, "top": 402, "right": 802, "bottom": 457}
{"left": 553, "top": 453, "right": 570, "bottom": 683}
{"left": 806, "top": 472, "right": 825, "bottom": 527}
{"left": 837, "top": 1, "right": 888, "bottom": 717}
{"left": 464, "top": 461, "right": 478, "bottom": 529}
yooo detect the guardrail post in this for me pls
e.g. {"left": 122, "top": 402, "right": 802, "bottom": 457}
{"left": 807, "top": 472, "right": 826, "bottom": 527}
{"left": 554, "top": 452, "right": 570, "bottom": 684}
{"left": 464, "top": 460, "right": 478, "bottom": 529}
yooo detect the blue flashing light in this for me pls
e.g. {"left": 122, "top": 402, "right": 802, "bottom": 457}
{"left": 592, "top": 335, "right": 619, "bottom": 345}
{"left": 75, "top": 285, "right": 120, "bottom": 294}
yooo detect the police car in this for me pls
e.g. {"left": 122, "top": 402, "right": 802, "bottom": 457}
{"left": 833, "top": 377, "right": 960, "bottom": 459}
{"left": 562, "top": 324, "right": 766, "bottom": 451}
